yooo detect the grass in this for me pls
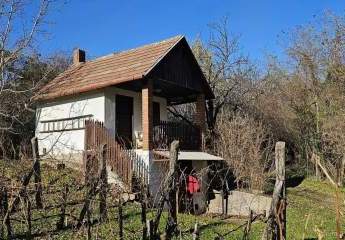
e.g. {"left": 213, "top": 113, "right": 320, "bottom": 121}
{"left": 0, "top": 160, "right": 344, "bottom": 239}
{"left": 287, "top": 178, "right": 345, "bottom": 239}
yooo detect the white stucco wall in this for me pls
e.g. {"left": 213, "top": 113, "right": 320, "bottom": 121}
{"left": 36, "top": 87, "right": 167, "bottom": 166}
{"left": 104, "top": 86, "right": 168, "bottom": 141}
{"left": 36, "top": 92, "right": 105, "bottom": 164}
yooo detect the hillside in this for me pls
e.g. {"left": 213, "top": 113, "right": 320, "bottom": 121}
{"left": 0, "top": 161, "right": 343, "bottom": 239}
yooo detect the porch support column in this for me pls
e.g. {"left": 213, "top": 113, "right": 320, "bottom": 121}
{"left": 142, "top": 78, "right": 153, "bottom": 150}
{"left": 195, "top": 94, "right": 206, "bottom": 149}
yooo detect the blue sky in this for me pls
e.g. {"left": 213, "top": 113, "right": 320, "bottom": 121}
{"left": 39, "top": 0, "right": 345, "bottom": 62}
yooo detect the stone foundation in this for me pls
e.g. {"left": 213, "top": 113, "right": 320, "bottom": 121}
{"left": 208, "top": 190, "right": 272, "bottom": 217}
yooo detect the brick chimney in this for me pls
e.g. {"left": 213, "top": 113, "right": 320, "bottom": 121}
{"left": 73, "top": 48, "right": 85, "bottom": 65}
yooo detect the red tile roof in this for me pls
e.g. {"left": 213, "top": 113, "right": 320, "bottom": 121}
{"left": 34, "top": 35, "right": 184, "bottom": 101}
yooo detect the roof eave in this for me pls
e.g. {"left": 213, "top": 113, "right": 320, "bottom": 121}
{"left": 33, "top": 74, "right": 144, "bottom": 102}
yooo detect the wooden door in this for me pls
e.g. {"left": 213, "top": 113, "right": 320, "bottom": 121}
{"left": 153, "top": 101, "right": 160, "bottom": 126}
{"left": 116, "top": 95, "right": 133, "bottom": 148}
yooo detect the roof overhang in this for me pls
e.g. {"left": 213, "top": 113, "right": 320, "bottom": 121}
{"left": 33, "top": 35, "right": 215, "bottom": 103}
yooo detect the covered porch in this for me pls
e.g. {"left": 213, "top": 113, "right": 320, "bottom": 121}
{"left": 110, "top": 36, "right": 214, "bottom": 152}
{"left": 112, "top": 77, "right": 208, "bottom": 152}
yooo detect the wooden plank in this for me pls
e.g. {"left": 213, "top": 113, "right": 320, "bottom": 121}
{"left": 262, "top": 141, "right": 286, "bottom": 240}
{"left": 99, "top": 144, "right": 108, "bottom": 222}
{"left": 31, "top": 137, "right": 43, "bottom": 209}
{"left": 56, "top": 185, "right": 68, "bottom": 230}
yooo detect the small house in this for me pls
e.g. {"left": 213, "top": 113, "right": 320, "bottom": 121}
{"left": 34, "top": 35, "right": 223, "bottom": 212}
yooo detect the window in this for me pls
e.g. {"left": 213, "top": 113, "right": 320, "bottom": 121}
{"left": 40, "top": 114, "right": 93, "bottom": 133}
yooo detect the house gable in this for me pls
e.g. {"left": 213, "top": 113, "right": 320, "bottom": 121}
{"left": 147, "top": 38, "right": 213, "bottom": 101}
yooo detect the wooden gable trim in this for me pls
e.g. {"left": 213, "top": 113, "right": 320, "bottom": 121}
{"left": 146, "top": 38, "right": 214, "bottom": 100}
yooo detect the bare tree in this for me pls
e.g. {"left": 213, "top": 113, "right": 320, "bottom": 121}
{"left": 0, "top": 0, "right": 68, "bottom": 159}
{"left": 192, "top": 17, "right": 254, "bottom": 132}
{"left": 169, "top": 17, "right": 254, "bottom": 134}
{"left": 216, "top": 113, "right": 273, "bottom": 191}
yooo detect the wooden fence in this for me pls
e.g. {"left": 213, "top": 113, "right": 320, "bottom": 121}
{"left": 125, "top": 150, "right": 149, "bottom": 186}
{"left": 0, "top": 144, "right": 135, "bottom": 240}
{"left": 84, "top": 120, "right": 148, "bottom": 189}
{"left": 153, "top": 121, "right": 201, "bottom": 150}
{"left": 0, "top": 138, "right": 270, "bottom": 240}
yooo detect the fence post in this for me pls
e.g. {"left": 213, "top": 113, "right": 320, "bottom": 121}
{"left": 1, "top": 187, "right": 11, "bottom": 239}
{"left": 77, "top": 153, "right": 99, "bottom": 229}
{"left": 147, "top": 219, "right": 153, "bottom": 240}
{"left": 0, "top": 186, "right": 3, "bottom": 238}
{"left": 151, "top": 141, "right": 179, "bottom": 239}
{"left": 25, "top": 193, "right": 32, "bottom": 238}
{"left": 87, "top": 206, "right": 91, "bottom": 240}
{"left": 141, "top": 185, "right": 148, "bottom": 240}
{"left": 118, "top": 198, "right": 124, "bottom": 240}
{"left": 262, "top": 141, "right": 286, "bottom": 240}
{"left": 243, "top": 210, "right": 253, "bottom": 240}
{"left": 315, "top": 155, "right": 321, "bottom": 180}
{"left": 192, "top": 223, "right": 199, "bottom": 240}
{"left": 57, "top": 185, "right": 68, "bottom": 230}
{"left": 31, "top": 137, "right": 43, "bottom": 209}
{"left": 99, "top": 144, "right": 108, "bottom": 222}
{"left": 340, "top": 156, "right": 345, "bottom": 186}
{"left": 165, "top": 140, "right": 180, "bottom": 239}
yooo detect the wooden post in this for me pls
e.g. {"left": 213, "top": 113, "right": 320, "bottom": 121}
{"left": 165, "top": 140, "right": 179, "bottom": 239}
{"left": 87, "top": 207, "right": 91, "bottom": 240}
{"left": 152, "top": 141, "right": 179, "bottom": 239}
{"left": 25, "top": 194, "right": 32, "bottom": 238}
{"left": 262, "top": 141, "right": 286, "bottom": 240}
{"left": 195, "top": 94, "right": 206, "bottom": 151}
{"left": 311, "top": 153, "right": 321, "bottom": 180}
{"left": 99, "top": 144, "right": 107, "bottom": 222}
{"left": 243, "top": 211, "right": 253, "bottom": 240}
{"left": 192, "top": 223, "right": 199, "bottom": 240}
{"left": 1, "top": 187, "right": 11, "bottom": 238}
{"left": 335, "top": 182, "right": 342, "bottom": 240}
{"left": 315, "top": 154, "right": 321, "bottom": 180}
{"left": 339, "top": 156, "right": 345, "bottom": 186}
{"left": 169, "top": 141, "right": 179, "bottom": 222}
{"left": 0, "top": 186, "right": 4, "bottom": 238}
{"left": 225, "top": 193, "right": 228, "bottom": 216}
{"left": 335, "top": 157, "right": 342, "bottom": 239}
{"left": 6, "top": 166, "right": 36, "bottom": 219}
{"left": 31, "top": 137, "right": 43, "bottom": 209}
{"left": 84, "top": 151, "right": 92, "bottom": 185}
{"left": 147, "top": 219, "right": 154, "bottom": 240}
{"left": 316, "top": 156, "right": 337, "bottom": 186}
{"left": 141, "top": 185, "right": 148, "bottom": 240}
{"left": 118, "top": 198, "right": 124, "bottom": 240}
{"left": 221, "top": 188, "right": 226, "bottom": 217}
{"left": 78, "top": 148, "right": 103, "bottom": 227}
{"left": 57, "top": 185, "right": 68, "bottom": 230}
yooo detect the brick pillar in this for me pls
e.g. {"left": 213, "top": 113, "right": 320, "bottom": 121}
{"left": 142, "top": 79, "right": 153, "bottom": 150}
{"left": 195, "top": 94, "right": 206, "bottom": 149}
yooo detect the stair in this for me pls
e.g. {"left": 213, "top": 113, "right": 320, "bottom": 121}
{"left": 84, "top": 120, "right": 149, "bottom": 192}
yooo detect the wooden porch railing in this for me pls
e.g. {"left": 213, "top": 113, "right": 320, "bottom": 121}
{"left": 84, "top": 120, "right": 148, "bottom": 189}
{"left": 153, "top": 121, "right": 201, "bottom": 150}
{"left": 126, "top": 150, "right": 148, "bottom": 185}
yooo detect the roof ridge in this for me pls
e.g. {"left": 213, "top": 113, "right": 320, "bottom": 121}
{"left": 34, "top": 34, "right": 203, "bottom": 101}
{"left": 89, "top": 35, "right": 184, "bottom": 63}
{"left": 142, "top": 35, "right": 184, "bottom": 76}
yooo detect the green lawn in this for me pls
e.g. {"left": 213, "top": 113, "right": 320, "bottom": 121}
{"left": 287, "top": 178, "right": 345, "bottom": 239}
{"left": 0, "top": 160, "right": 343, "bottom": 239}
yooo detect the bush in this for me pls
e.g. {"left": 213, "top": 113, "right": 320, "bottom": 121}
{"left": 215, "top": 113, "right": 274, "bottom": 191}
